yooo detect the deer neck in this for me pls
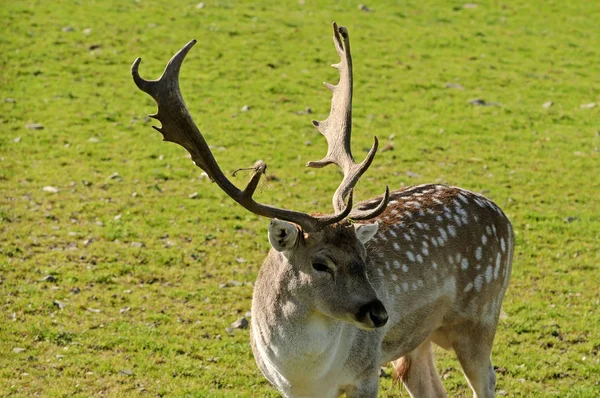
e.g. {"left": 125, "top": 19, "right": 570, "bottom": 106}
{"left": 252, "top": 250, "right": 345, "bottom": 350}
{"left": 251, "top": 251, "right": 352, "bottom": 390}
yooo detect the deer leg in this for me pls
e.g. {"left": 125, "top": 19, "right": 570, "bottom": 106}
{"left": 451, "top": 323, "right": 497, "bottom": 398}
{"left": 392, "top": 339, "right": 447, "bottom": 398}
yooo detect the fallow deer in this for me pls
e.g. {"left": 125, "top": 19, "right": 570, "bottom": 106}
{"left": 132, "top": 23, "right": 513, "bottom": 398}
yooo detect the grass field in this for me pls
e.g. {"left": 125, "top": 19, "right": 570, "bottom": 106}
{"left": 1, "top": 0, "right": 599, "bottom": 396}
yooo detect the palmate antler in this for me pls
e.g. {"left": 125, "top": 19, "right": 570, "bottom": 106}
{"left": 131, "top": 23, "right": 387, "bottom": 232}
{"left": 308, "top": 23, "right": 390, "bottom": 219}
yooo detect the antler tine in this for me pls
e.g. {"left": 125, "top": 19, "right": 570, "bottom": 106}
{"left": 132, "top": 40, "right": 353, "bottom": 232}
{"left": 349, "top": 186, "right": 390, "bottom": 220}
{"left": 307, "top": 23, "right": 390, "bottom": 220}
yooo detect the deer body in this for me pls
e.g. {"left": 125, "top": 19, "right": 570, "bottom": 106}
{"left": 133, "top": 23, "right": 513, "bottom": 398}
{"left": 251, "top": 184, "right": 513, "bottom": 397}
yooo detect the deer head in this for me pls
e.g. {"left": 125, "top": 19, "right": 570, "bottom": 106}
{"left": 268, "top": 219, "right": 387, "bottom": 329}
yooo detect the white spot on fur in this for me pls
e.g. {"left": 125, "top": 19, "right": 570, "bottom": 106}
{"left": 485, "top": 265, "right": 493, "bottom": 283}
{"left": 501, "top": 237, "right": 506, "bottom": 252}
{"left": 422, "top": 247, "right": 429, "bottom": 256}
{"left": 461, "top": 258, "right": 469, "bottom": 270}
{"left": 453, "top": 214, "right": 462, "bottom": 226}
{"left": 432, "top": 261, "right": 438, "bottom": 270}
{"left": 416, "top": 254, "right": 423, "bottom": 263}
{"left": 393, "top": 242, "right": 400, "bottom": 250}
{"left": 486, "top": 226, "right": 492, "bottom": 236}
{"left": 391, "top": 274, "right": 398, "bottom": 281}
{"left": 403, "top": 233, "right": 411, "bottom": 241}
{"left": 447, "top": 225, "right": 457, "bottom": 237}
{"left": 496, "top": 253, "right": 502, "bottom": 271}
{"left": 464, "top": 282, "right": 473, "bottom": 293}
{"left": 474, "top": 275, "right": 484, "bottom": 292}
{"left": 458, "top": 193, "right": 469, "bottom": 204}
{"left": 406, "top": 251, "right": 415, "bottom": 262}
{"left": 494, "top": 260, "right": 501, "bottom": 280}
{"left": 385, "top": 261, "right": 391, "bottom": 270}
{"left": 402, "top": 282, "right": 409, "bottom": 292}
{"left": 481, "top": 234, "right": 488, "bottom": 245}
{"left": 402, "top": 264, "right": 409, "bottom": 273}
{"left": 436, "top": 215, "right": 443, "bottom": 222}
{"left": 393, "top": 260, "right": 400, "bottom": 269}
{"left": 378, "top": 268, "right": 384, "bottom": 277}
{"left": 439, "top": 228, "right": 448, "bottom": 241}
{"left": 475, "top": 246, "right": 482, "bottom": 260}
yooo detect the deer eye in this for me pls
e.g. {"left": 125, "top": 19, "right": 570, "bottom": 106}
{"left": 312, "top": 262, "right": 330, "bottom": 273}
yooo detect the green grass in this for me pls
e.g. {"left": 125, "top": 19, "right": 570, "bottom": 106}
{"left": 1, "top": 0, "right": 599, "bottom": 396}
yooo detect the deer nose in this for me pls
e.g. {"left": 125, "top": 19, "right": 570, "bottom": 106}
{"left": 357, "top": 300, "right": 388, "bottom": 328}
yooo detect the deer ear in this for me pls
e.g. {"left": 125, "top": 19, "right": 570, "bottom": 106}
{"left": 354, "top": 222, "right": 379, "bottom": 244}
{"left": 268, "top": 219, "right": 299, "bottom": 252}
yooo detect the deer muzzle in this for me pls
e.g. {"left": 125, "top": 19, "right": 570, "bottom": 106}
{"left": 356, "top": 299, "right": 388, "bottom": 329}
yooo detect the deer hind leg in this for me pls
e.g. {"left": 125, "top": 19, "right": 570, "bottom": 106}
{"left": 449, "top": 322, "right": 497, "bottom": 398}
{"left": 392, "top": 338, "right": 447, "bottom": 398}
